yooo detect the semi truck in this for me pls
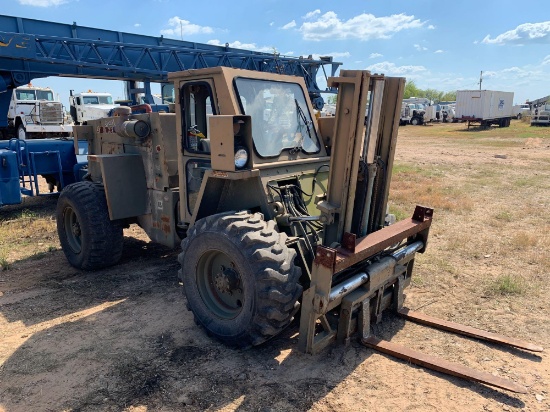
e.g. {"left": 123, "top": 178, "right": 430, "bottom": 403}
{"left": 69, "top": 91, "right": 118, "bottom": 125}
{"left": 512, "top": 103, "right": 530, "bottom": 119}
{"left": 455, "top": 90, "right": 514, "bottom": 129}
{"left": 2, "top": 84, "right": 72, "bottom": 140}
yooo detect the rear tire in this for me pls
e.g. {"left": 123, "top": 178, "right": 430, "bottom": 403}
{"left": 179, "top": 211, "right": 302, "bottom": 348}
{"left": 56, "top": 181, "right": 123, "bottom": 270}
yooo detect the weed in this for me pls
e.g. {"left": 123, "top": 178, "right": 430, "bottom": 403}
{"left": 388, "top": 205, "right": 408, "bottom": 222}
{"left": 30, "top": 251, "right": 51, "bottom": 261}
{"left": 511, "top": 232, "right": 538, "bottom": 250}
{"left": 487, "top": 274, "right": 526, "bottom": 296}
{"left": 513, "top": 176, "right": 546, "bottom": 188}
{"left": 0, "top": 254, "right": 9, "bottom": 271}
{"left": 19, "top": 209, "right": 38, "bottom": 219}
{"left": 494, "top": 211, "right": 513, "bottom": 222}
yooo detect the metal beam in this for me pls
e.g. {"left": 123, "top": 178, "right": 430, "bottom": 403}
{"left": 0, "top": 14, "right": 341, "bottom": 104}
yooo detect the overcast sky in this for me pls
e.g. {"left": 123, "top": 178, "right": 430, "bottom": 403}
{"left": 3, "top": 0, "right": 549, "bottom": 105}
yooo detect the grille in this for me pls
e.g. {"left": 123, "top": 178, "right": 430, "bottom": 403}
{"left": 39, "top": 101, "right": 64, "bottom": 124}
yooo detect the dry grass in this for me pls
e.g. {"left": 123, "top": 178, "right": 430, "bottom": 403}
{"left": 390, "top": 163, "right": 474, "bottom": 217}
{"left": 0, "top": 207, "right": 59, "bottom": 266}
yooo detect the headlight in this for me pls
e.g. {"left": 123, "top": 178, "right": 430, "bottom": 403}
{"left": 234, "top": 147, "right": 248, "bottom": 169}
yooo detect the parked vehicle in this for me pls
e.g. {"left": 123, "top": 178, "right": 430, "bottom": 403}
{"left": 403, "top": 98, "right": 437, "bottom": 125}
{"left": 53, "top": 67, "right": 542, "bottom": 394}
{"left": 455, "top": 90, "right": 514, "bottom": 128}
{"left": 3, "top": 85, "right": 72, "bottom": 139}
{"left": 527, "top": 95, "right": 550, "bottom": 126}
{"left": 69, "top": 91, "right": 118, "bottom": 125}
{"left": 530, "top": 104, "right": 550, "bottom": 126}
{"left": 439, "top": 104, "right": 456, "bottom": 123}
{"left": 512, "top": 103, "right": 530, "bottom": 119}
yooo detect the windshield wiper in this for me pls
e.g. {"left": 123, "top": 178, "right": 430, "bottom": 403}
{"left": 290, "top": 98, "right": 313, "bottom": 153}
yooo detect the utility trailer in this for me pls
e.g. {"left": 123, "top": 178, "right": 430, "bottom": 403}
{"left": 455, "top": 90, "right": 514, "bottom": 129}
{"left": 58, "top": 67, "right": 542, "bottom": 393}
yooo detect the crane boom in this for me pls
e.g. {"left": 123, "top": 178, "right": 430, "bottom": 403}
{"left": 0, "top": 14, "right": 341, "bottom": 127}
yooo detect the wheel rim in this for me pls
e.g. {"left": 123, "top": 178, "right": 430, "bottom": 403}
{"left": 196, "top": 249, "right": 244, "bottom": 319}
{"left": 63, "top": 206, "right": 82, "bottom": 254}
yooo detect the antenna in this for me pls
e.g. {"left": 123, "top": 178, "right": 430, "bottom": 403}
{"left": 479, "top": 71, "right": 483, "bottom": 90}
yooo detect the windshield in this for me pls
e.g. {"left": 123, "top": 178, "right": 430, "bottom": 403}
{"left": 82, "top": 95, "right": 113, "bottom": 105}
{"left": 16, "top": 89, "right": 54, "bottom": 101}
{"left": 235, "top": 78, "right": 320, "bottom": 157}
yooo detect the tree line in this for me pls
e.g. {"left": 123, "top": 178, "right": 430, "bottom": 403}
{"left": 404, "top": 80, "right": 456, "bottom": 102}
{"left": 326, "top": 79, "right": 457, "bottom": 105}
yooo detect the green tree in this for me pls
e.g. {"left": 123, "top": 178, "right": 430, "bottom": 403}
{"left": 403, "top": 80, "right": 457, "bottom": 102}
{"left": 423, "top": 88, "right": 444, "bottom": 103}
{"left": 440, "top": 91, "right": 457, "bottom": 101}
{"left": 326, "top": 94, "right": 338, "bottom": 104}
{"left": 403, "top": 80, "right": 422, "bottom": 99}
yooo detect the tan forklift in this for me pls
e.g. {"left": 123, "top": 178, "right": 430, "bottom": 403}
{"left": 58, "top": 67, "right": 542, "bottom": 393}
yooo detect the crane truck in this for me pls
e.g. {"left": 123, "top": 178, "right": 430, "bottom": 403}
{"left": 57, "top": 67, "right": 542, "bottom": 393}
{"left": 528, "top": 95, "right": 550, "bottom": 126}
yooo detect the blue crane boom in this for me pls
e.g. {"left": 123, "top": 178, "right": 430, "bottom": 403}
{"left": 0, "top": 14, "right": 341, "bottom": 128}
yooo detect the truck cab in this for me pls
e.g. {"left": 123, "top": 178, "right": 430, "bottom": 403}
{"left": 69, "top": 91, "right": 117, "bottom": 125}
{"left": 7, "top": 85, "right": 72, "bottom": 139}
{"left": 512, "top": 104, "right": 530, "bottom": 119}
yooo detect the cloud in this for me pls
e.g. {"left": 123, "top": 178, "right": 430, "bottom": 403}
{"left": 18, "top": 0, "right": 66, "bottom": 6}
{"left": 434, "top": 49, "right": 444, "bottom": 53}
{"left": 428, "top": 25, "right": 435, "bottom": 30}
{"left": 207, "top": 40, "right": 274, "bottom": 53}
{"left": 483, "top": 67, "right": 540, "bottom": 79}
{"left": 281, "top": 20, "right": 296, "bottom": 30}
{"left": 303, "top": 9, "right": 321, "bottom": 19}
{"left": 299, "top": 11, "right": 427, "bottom": 41}
{"left": 543, "top": 55, "right": 550, "bottom": 65}
{"left": 161, "top": 16, "right": 214, "bottom": 37}
{"left": 365, "top": 61, "right": 427, "bottom": 75}
{"left": 414, "top": 44, "right": 428, "bottom": 51}
{"left": 134, "top": 23, "right": 141, "bottom": 28}
{"left": 482, "top": 21, "right": 550, "bottom": 44}
{"left": 270, "top": 22, "right": 274, "bottom": 27}
{"left": 309, "top": 51, "right": 350, "bottom": 60}
{"left": 369, "top": 53, "right": 383, "bottom": 58}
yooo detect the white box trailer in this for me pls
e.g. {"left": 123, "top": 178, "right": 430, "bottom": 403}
{"left": 455, "top": 90, "right": 514, "bottom": 128}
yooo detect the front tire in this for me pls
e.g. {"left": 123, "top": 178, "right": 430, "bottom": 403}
{"left": 179, "top": 211, "right": 302, "bottom": 348}
{"left": 56, "top": 181, "right": 123, "bottom": 270}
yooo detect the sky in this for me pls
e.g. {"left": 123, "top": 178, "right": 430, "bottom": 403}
{"left": 3, "top": 0, "right": 550, "bottom": 106}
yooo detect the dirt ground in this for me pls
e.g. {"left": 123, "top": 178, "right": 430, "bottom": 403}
{"left": 0, "top": 121, "right": 549, "bottom": 411}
